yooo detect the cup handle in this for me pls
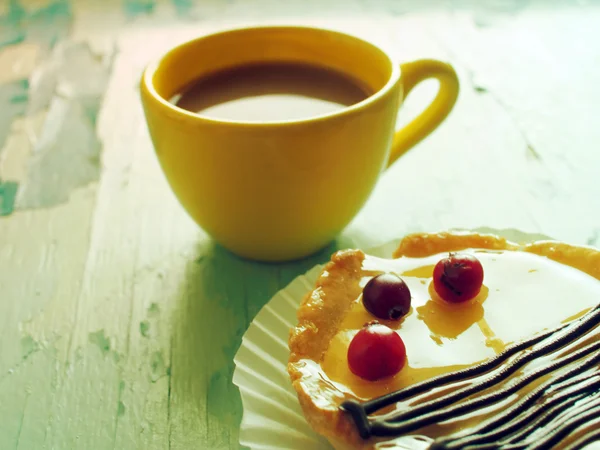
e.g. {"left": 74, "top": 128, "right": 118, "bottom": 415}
{"left": 387, "top": 59, "right": 460, "bottom": 167}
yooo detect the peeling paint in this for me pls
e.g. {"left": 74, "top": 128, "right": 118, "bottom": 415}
{"left": 139, "top": 320, "right": 150, "bottom": 337}
{"left": 147, "top": 303, "right": 160, "bottom": 315}
{"left": 20, "top": 335, "right": 39, "bottom": 360}
{"left": 89, "top": 330, "right": 111, "bottom": 355}
{"left": 0, "top": 79, "right": 29, "bottom": 154}
{"left": 17, "top": 41, "right": 112, "bottom": 209}
{"left": 27, "top": 41, "right": 111, "bottom": 119}
{"left": 150, "top": 351, "right": 167, "bottom": 382}
{"left": 1, "top": 40, "right": 111, "bottom": 214}
{"left": 123, "top": 0, "right": 156, "bottom": 18}
{"left": 0, "top": 180, "right": 18, "bottom": 216}
{"left": 172, "top": 0, "right": 193, "bottom": 17}
{"left": 27, "top": 1, "right": 71, "bottom": 40}
{"left": 0, "top": 0, "right": 26, "bottom": 48}
{"left": 0, "top": 0, "right": 72, "bottom": 51}
{"left": 0, "top": 28, "right": 25, "bottom": 47}
{"left": 17, "top": 96, "right": 102, "bottom": 208}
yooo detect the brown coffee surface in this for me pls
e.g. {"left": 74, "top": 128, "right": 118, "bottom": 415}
{"left": 173, "top": 62, "right": 371, "bottom": 121}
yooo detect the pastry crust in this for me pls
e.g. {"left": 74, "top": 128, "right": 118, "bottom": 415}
{"left": 287, "top": 231, "right": 600, "bottom": 450}
{"left": 288, "top": 249, "right": 369, "bottom": 449}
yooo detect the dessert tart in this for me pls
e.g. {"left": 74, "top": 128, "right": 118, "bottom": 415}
{"left": 287, "top": 231, "right": 600, "bottom": 449}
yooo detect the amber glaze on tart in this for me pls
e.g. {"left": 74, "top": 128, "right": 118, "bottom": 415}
{"left": 287, "top": 231, "right": 600, "bottom": 450}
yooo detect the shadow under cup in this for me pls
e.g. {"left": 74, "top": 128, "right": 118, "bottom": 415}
{"left": 140, "top": 26, "right": 402, "bottom": 262}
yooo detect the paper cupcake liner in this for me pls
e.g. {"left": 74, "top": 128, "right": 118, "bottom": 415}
{"left": 232, "top": 229, "right": 552, "bottom": 449}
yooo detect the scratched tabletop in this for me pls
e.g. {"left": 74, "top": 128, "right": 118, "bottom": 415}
{"left": 1, "top": 0, "right": 600, "bottom": 449}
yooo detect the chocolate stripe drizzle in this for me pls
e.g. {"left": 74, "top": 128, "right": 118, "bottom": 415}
{"left": 372, "top": 339, "right": 600, "bottom": 436}
{"left": 562, "top": 418, "right": 600, "bottom": 450}
{"left": 340, "top": 303, "right": 600, "bottom": 448}
{"left": 438, "top": 373, "right": 600, "bottom": 449}
{"left": 526, "top": 398, "right": 600, "bottom": 450}
{"left": 499, "top": 386, "right": 599, "bottom": 447}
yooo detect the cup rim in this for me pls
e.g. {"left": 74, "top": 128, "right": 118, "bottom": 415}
{"left": 141, "top": 24, "right": 401, "bottom": 127}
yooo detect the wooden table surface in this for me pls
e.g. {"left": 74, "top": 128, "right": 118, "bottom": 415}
{"left": 1, "top": 1, "right": 599, "bottom": 449}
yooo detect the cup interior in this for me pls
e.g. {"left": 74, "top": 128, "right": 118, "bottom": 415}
{"left": 144, "top": 26, "right": 397, "bottom": 118}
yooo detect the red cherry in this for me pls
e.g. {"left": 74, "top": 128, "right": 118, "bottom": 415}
{"left": 433, "top": 253, "right": 484, "bottom": 303}
{"left": 347, "top": 322, "right": 407, "bottom": 381}
{"left": 362, "top": 273, "right": 411, "bottom": 320}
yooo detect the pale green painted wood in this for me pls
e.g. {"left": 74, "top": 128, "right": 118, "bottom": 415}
{"left": 1, "top": 2, "right": 600, "bottom": 450}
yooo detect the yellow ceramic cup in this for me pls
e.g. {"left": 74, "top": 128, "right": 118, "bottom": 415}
{"left": 141, "top": 26, "right": 459, "bottom": 262}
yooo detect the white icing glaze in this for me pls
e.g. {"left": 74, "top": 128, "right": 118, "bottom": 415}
{"left": 317, "top": 249, "right": 600, "bottom": 400}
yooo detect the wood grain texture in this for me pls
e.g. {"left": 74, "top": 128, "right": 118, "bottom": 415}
{"left": 1, "top": 1, "right": 599, "bottom": 449}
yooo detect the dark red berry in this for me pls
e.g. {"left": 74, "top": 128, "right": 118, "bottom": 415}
{"left": 347, "top": 322, "right": 407, "bottom": 381}
{"left": 433, "top": 253, "right": 484, "bottom": 303}
{"left": 362, "top": 273, "right": 411, "bottom": 320}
